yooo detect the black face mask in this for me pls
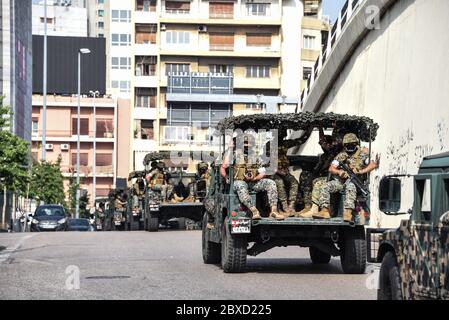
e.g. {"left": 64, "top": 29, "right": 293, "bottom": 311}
{"left": 345, "top": 143, "right": 358, "bottom": 154}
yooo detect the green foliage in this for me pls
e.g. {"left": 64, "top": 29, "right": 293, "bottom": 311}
{"left": 29, "top": 156, "right": 66, "bottom": 205}
{"left": 67, "top": 176, "right": 90, "bottom": 218}
{"left": 0, "top": 98, "right": 30, "bottom": 193}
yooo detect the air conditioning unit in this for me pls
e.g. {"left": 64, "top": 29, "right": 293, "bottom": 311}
{"left": 45, "top": 143, "right": 54, "bottom": 150}
{"left": 61, "top": 144, "right": 70, "bottom": 151}
{"left": 160, "top": 24, "right": 166, "bottom": 31}
{"left": 198, "top": 25, "right": 207, "bottom": 33}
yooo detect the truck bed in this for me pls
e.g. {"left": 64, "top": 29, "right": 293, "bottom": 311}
{"left": 252, "top": 217, "right": 354, "bottom": 226}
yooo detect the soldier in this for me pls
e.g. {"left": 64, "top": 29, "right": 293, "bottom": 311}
{"left": 145, "top": 161, "right": 175, "bottom": 203}
{"left": 114, "top": 190, "right": 127, "bottom": 213}
{"left": 271, "top": 128, "right": 313, "bottom": 217}
{"left": 132, "top": 176, "right": 146, "bottom": 209}
{"left": 184, "top": 162, "right": 210, "bottom": 202}
{"left": 298, "top": 128, "right": 343, "bottom": 218}
{"left": 221, "top": 136, "right": 284, "bottom": 220}
{"left": 315, "top": 133, "right": 379, "bottom": 221}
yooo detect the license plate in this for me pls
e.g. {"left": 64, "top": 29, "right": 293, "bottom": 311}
{"left": 41, "top": 224, "right": 55, "bottom": 229}
{"left": 114, "top": 221, "right": 121, "bottom": 226}
{"left": 230, "top": 218, "right": 251, "bottom": 234}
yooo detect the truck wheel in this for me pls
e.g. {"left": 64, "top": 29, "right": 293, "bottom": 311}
{"left": 148, "top": 216, "right": 159, "bottom": 232}
{"left": 378, "top": 251, "right": 403, "bottom": 300}
{"left": 130, "top": 218, "right": 139, "bottom": 231}
{"left": 309, "top": 247, "right": 331, "bottom": 264}
{"left": 202, "top": 214, "right": 221, "bottom": 264}
{"left": 221, "top": 217, "right": 247, "bottom": 273}
{"left": 340, "top": 226, "right": 366, "bottom": 274}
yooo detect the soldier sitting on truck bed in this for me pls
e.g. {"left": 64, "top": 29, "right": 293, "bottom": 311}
{"left": 298, "top": 128, "right": 343, "bottom": 218}
{"left": 115, "top": 191, "right": 127, "bottom": 213}
{"left": 132, "top": 176, "right": 146, "bottom": 209}
{"left": 315, "top": 133, "right": 379, "bottom": 221}
{"left": 145, "top": 161, "right": 175, "bottom": 203}
{"left": 221, "top": 136, "right": 284, "bottom": 220}
{"left": 183, "top": 162, "right": 210, "bottom": 202}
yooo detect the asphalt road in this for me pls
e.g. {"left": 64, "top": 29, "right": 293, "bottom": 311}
{"left": 0, "top": 230, "right": 378, "bottom": 300}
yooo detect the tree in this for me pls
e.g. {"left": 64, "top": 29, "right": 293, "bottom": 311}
{"left": 67, "top": 176, "right": 89, "bottom": 218}
{"left": 29, "top": 156, "right": 66, "bottom": 206}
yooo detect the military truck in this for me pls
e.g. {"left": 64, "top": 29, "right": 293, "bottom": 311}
{"left": 142, "top": 152, "right": 205, "bottom": 232}
{"left": 202, "top": 112, "right": 378, "bottom": 273}
{"left": 105, "top": 188, "right": 128, "bottom": 231}
{"left": 372, "top": 152, "right": 449, "bottom": 300}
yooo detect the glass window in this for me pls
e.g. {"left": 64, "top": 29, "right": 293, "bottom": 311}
{"left": 111, "top": 34, "right": 119, "bottom": 46}
{"left": 98, "top": 21, "right": 104, "bottom": 29}
{"left": 166, "top": 31, "right": 190, "bottom": 44}
{"left": 111, "top": 80, "right": 119, "bottom": 88}
{"left": 416, "top": 179, "right": 432, "bottom": 222}
{"left": 303, "top": 67, "right": 312, "bottom": 80}
{"left": 111, "top": 57, "right": 119, "bottom": 69}
{"left": 98, "top": 9, "right": 104, "bottom": 17}
{"left": 246, "top": 65, "right": 270, "bottom": 78}
{"left": 209, "top": 64, "right": 233, "bottom": 74}
{"left": 165, "top": 63, "right": 190, "bottom": 75}
{"left": 246, "top": 3, "right": 270, "bottom": 16}
{"left": 97, "top": 0, "right": 104, "bottom": 4}
{"left": 112, "top": 10, "right": 119, "bottom": 22}
{"left": 303, "top": 35, "right": 316, "bottom": 49}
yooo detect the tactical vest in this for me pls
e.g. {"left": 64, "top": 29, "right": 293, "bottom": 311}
{"left": 234, "top": 163, "right": 258, "bottom": 181}
{"left": 346, "top": 147, "right": 365, "bottom": 171}
{"left": 149, "top": 169, "right": 165, "bottom": 186}
{"left": 115, "top": 199, "right": 124, "bottom": 209}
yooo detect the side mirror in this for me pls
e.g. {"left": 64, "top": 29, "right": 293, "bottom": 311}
{"left": 379, "top": 177, "right": 401, "bottom": 214}
{"left": 440, "top": 211, "right": 449, "bottom": 225}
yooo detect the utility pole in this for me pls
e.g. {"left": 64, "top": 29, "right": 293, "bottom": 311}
{"left": 89, "top": 90, "right": 100, "bottom": 207}
{"left": 41, "top": 0, "right": 48, "bottom": 161}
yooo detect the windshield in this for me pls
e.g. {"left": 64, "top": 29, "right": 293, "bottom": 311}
{"left": 68, "top": 219, "right": 89, "bottom": 226}
{"left": 35, "top": 206, "right": 65, "bottom": 217}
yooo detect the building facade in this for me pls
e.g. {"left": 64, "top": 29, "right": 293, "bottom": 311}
{"left": 1, "top": 0, "right": 33, "bottom": 141}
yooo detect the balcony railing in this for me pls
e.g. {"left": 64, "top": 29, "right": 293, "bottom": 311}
{"left": 167, "top": 72, "right": 234, "bottom": 94}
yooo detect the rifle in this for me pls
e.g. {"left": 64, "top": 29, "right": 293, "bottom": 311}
{"left": 340, "top": 162, "right": 370, "bottom": 197}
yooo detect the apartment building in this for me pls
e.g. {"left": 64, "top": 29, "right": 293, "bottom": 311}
{"left": 31, "top": 95, "right": 118, "bottom": 205}
{"left": 300, "top": 0, "right": 330, "bottom": 90}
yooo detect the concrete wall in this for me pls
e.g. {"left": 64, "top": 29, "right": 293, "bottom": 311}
{"left": 300, "top": 0, "right": 449, "bottom": 228}
{"left": 32, "top": 4, "right": 88, "bottom": 37}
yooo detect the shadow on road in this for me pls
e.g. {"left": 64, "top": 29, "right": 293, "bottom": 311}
{"left": 244, "top": 258, "right": 343, "bottom": 274}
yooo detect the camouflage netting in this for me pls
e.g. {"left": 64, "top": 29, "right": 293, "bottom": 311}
{"left": 217, "top": 112, "right": 379, "bottom": 142}
{"left": 142, "top": 151, "right": 171, "bottom": 166}
{"left": 128, "top": 170, "right": 146, "bottom": 180}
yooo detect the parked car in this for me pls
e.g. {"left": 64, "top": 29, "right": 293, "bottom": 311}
{"left": 67, "top": 218, "right": 93, "bottom": 232}
{"left": 30, "top": 205, "right": 67, "bottom": 232}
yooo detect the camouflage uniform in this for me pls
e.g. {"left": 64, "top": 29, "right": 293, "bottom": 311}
{"left": 310, "top": 151, "right": 339, "bottom": 205}
{"left": 298, "top": 170, "right": 313, "bottom": 206}
{"left": 319, "top": 146, "right": 369, "bottom": 210}
{"left": 132, "top": 177, "right": 145, "bottom": 208}
{"left": 188, "top": 163, "right": 210, "bottom": 197}
{"left": 233, "top": 153, "right": 278, "bottom": 208}
{"left": 147, "top": 165, "right": 173, "bottom": 201}
{"left": 272, "top": 146, "right": 299, "bottom": 206}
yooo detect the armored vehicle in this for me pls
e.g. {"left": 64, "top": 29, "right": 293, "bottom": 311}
{"left": 374, "top": 152, "right": 449, "bottom": 300}
{"left": 142, "top": 152, "right": 205, "bottom": 232}
{"left": 202, "top": 112, "right": 379, "bottom": 273}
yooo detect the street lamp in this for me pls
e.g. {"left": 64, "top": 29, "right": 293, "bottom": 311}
{"left": 89, "top": 90, "right": 100, "bottom": 209}
{"left": 76, "top": 48, "right": 91, "bottom": 219}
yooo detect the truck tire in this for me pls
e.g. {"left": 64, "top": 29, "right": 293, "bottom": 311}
{"left": 130, "top": 218, "right": 139, "bottom": 231}
{"left": 221, "top": 217, "right": 247, "bottom": 273}
{"left": 378, "top": 251, "right": 403, "bottom": 300}
{"left": 148, "top": 216, "right": 159, "bottom": 232}
{"left": 340, "top": 226, "right": 366, "bottom": 274}
{"left": 202, "top": 214, "right": 221, "bottom": 264}
{"left": 309, "top": 247, "right": 331, "bottom": 264}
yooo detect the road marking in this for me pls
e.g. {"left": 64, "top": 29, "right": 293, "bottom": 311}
{"left": 0, "top": 234, "right": 38, "bottom": 264}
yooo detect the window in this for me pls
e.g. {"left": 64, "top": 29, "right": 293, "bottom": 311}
{"left": 135, "top": 56, "right": 157, "bottom": 76}
{"left": 303, "top": 35, "right": 316, "bottom": 49}
{"left": 135, "top": 88, "right": 157, "bottom": 108}
{"left": 165, "top": 63, "right": 190, "bottom": 75}
{"left": 135, "top": 120, "right": 154, "bottom": 139}
{"left": 303, "top": 67, "right": 312, "bottom": 80}
{"left": 40, "top": 17, "right": 54, "bottom": 24}
{"left": 98, "top": 21, "right": 104, "bottom": 29}
{"left": 112, "top": 34, "right": 131, "bottom": 46}
{"left": 165, "top": 1, "right": 190, "bottom": 14}
{"left": 72, "top": 118, "right": 89, "bottom": 136}
{"left": 97, "top": 0, "right": 104, "bottom": 4}
{"left": 246, "top": 103, "right": 265, "bottom": 109}
{"left": 112, "top": 57, "right": 131, "bottom": 70}
{"left": 112, "top": 10, "right": 130, "bottom": 22}
{"left": 71, "top": 153, "right": 88, "bottom": 166}
{"left": 32, "top": 119, "right": 38, "bottom": 135}
{"left": 246, "top": 65, "right": 270, "bottom": 78}
{"left": 168, "top": 103, "right": 230, "bottom": 127}
{"left": 246, "top": 3, "right": 270, "bottom": 16}
{"left": 112, "top": 80, "right": 130, "bottom": 93}
{"left": 209, "top": 2, "right": 234, "bottom": 19}
{"left": 209, "top": 64, "right": 233, "bottom": 74}
{"left": 98, "top": 33, "right": 104, "bottom": 38}
{"left": 166, "top": 31, "right": 190, "bottom": 45}
{"left": 246, "top": 33, "right": 271, "bottom": 47}
{"left": 136, "top": 24, "right": 157, "bottom": 44}
{"left": 209, "top": 33, "right": 234, "bottom": 51}
{"left": 137, "top": 0, "right": 156, "bottom": 12}
{"left": 96, "top": 119, "right": 114, "bottom": 138}
{"left": 112, "top": 10, "right": 119, "bottom": 21}
{"left": 416, "top": 179, "right": 432, "bottom": 222}
{"left": 96, "top": 154, "right": 113, "bottom": 166}
{"left": 98, "top": 9, "right": 104, "bottom": 17}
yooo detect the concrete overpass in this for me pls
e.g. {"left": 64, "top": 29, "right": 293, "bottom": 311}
{"left": 297, "top": 0, "right": 449, "bottom": 227}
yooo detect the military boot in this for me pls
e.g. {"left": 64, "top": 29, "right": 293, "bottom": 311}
{"left": 270, "top": 207, "right": 285, "bottom": 220}
{"left": 343, "top": 209, "right": 353, "bottom": 222}
{"left": 298, "top": 203, "right": 318, "bottom": 218}
{"left": 296, "top": 204, "right": 312, "bottom": 217}
{"left": 183, "top": 195, "right": 195, "bottom": 202}
{"left": 174, "top": 194, "right": 184, "bottom": 202}
{"left": 249, "top": 206, "right": 261, "bottom": 220}
{"left": 313, "top": 207, "right": 331, "bottom": 219}
{"left": 285, "top": 203, "right": 296, "bottom": 217}
{"left": 280, "top": 201, "right": 294, "bottom": 217}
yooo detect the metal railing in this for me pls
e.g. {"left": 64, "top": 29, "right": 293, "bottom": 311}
{"left": 299, "top": 0, "right": 363, "bottom": 110}
{"left": 167, "top": 72, "right": 234, "bottom": 94}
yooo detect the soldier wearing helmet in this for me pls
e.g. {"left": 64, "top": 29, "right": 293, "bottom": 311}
{"left": 145, "top": 160, "right": 175, "bottom": 203}
{"left": 315, "top": 133, "right": 379, "bottom": 221}
{"left": 184, "top": 162, "right": 210, "bottom": 202}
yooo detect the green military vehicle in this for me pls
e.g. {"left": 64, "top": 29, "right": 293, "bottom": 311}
{"left": 372, "top": 152, "right": 449, "bottom": 300}
{"left": 142, "top": 152, "right": 205, "bottom": 232}
{"left": 202, "top": 112, "right": 378, "bottom": 273}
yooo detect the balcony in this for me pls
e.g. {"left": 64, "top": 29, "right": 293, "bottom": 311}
{"left": 167, "top": 72, "right": 233, "bottom": 94}
{"left": 134, "top": 10, "right": 157, "bottom": 24}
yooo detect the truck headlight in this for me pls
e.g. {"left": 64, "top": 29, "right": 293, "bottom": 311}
{"left": 57, "top": 218, "right": 66, "bottom": 224}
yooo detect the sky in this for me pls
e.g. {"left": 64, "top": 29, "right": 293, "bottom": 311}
{"left": 322, "top": 0, "right": 347, "bottom": 24}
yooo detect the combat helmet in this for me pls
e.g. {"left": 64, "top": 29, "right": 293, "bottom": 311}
{"left": 342, "top": 133, "right": 359, "bottom": 153}
{"left": 197, "top": 161, "right": 209, "bottom": 171}
{"left": 156, "top": 161, "right": 166, "bottom": 169}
